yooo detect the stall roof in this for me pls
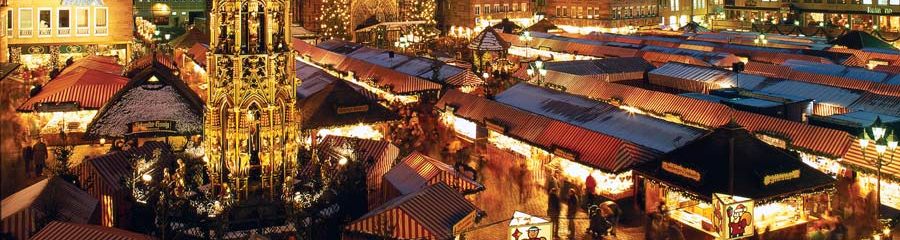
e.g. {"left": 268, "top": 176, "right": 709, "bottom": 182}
{"left": 186, "top": 43, "right": 209, "bottom": 67}
{"left": 640, "top": 45, "right": 739, "bottom": 67}
{"left": 86, "top": 55, "right": 203, "bottom": 138}
{"left": 495, "top": 83, "right": 705, "bottom": 153}
{"left": 0, "top": 63, "right": 21, "bottom": 81}
{"left": 32, "top": 221, "right": 153, "bottom": 240}
{"left": 634, "top": 121, "right": 836, "bottom": 201}
{"left": 782, "top": 60, "right": 888, "bottom": 83}
{"left": 650, "top": 62, "right": 767, "bottom": 89}
{"left": 345, "top": 183, "right": 478, "bottom": 240}
{"left": 297, "top": 74, "right": 400, "bottom": 130}
{"left": 468, "top": 27, "right": 510, "bottom": 51}
{"left": 826, "top": 111, "right": 900, "bottom": 126}
{"left": 384, "top": 152, "right": 483, "bottom": 196}
{"left": 544, "top": 57, "right": 654, "bottom": 76}
{"left": 18, "top": 67, "right": 129, "bottom": 112}
{"left": 1, "top": 177, "right": 98, "bottom": 224}
{"left": 77, "top": 142, "right": 172, "bottom": 192}
{"left": 169, "top": 27, "right": 210, "bottom": 50}
{"left": 317, "top": 135, "right": 400, "bottom": 209}
{"left": 754, "top": 80, "right": 862, "bottom": 107}
{"left": 849, "top": 93, "right": 900, "bottom": 117}
{"left": 60, "top": 55, "right": 123, "bottom": 76}
{"left": 437, "top": 89, "right": 661, "bottom": 172}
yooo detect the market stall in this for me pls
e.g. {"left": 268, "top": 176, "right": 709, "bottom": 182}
{"left": 86, "top": 53, "right": 203, "bottom": 151}
{"left": 634, "top": 121, "right": 835, "bottom": 239}
{"left": 316, "top": 135, "right": 400, "bottom": 210}
{"left": 343, "top": 183, "right": 480, "bottom": 239}
{"left": 1, "top": 177, "right": 99, "bottom": 240}
{"left": 381, "top": 152, "right": 484, "bottom": 206}
{"left": 468, "top": 27, "right": 510, "bottom": 73}
{"left": 296, "top": 61, "right": 400, "bottom": 144}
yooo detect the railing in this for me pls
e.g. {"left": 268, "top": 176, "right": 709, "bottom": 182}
{"left": 38, "top": 28, "right": 51, "bottom": 36}
{"left": 76, "top": 27, "right": 89, "bottom": 35}
{"left": 94, "top": 27, "right": 107, "bottom": 35}
{"left": 19, "top": 29, "right": 32, "bottom": 37}
{"left": 57, "top": 28, "right": 70, "bottom": 35}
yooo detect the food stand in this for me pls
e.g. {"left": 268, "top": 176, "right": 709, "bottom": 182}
{"left": 635, "top": 121, "right": 835, "bottom": 239}
{"left": 509, "top": 211, "right": 553, "bottom": 240}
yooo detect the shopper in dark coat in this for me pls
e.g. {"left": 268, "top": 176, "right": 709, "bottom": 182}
{"left": 33, "top": 138, "right": 48, "bottom": 177}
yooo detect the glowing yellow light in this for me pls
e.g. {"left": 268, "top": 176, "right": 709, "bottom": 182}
{"left": 141, "top": 173, "right": 152, "bottom": 182}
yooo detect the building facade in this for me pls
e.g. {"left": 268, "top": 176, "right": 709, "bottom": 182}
{"left": 133, "top": 0, "right": 207, "bottom": 33}
{"left": 710, "top": 0, "right": 900, "bottom": 32}
{"left": 206, "top": 0, "right": 299, "bottom": 197}
{"left": 5, "top": 0, "right": 133, "bottom": 68}
{"left": 444, "top": 0, "right": 659, "bottom": 34}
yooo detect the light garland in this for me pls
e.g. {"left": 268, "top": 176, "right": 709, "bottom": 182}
{"left": 318, "top": 0, "right": 351, "bottom": 40}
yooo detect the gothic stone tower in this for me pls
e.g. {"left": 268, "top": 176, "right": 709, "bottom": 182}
{"left": 206, "top": 0, "right": 298, "bottom": 199}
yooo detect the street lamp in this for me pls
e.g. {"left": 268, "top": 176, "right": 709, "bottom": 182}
{"left": 518, "top": 31, "right": 533, "bottom": 59}
{"left": 526, "top": 60, "right": 548, "bottom": 86}
{"left": 859, "top": 117, "right": 898, "bottom": 216}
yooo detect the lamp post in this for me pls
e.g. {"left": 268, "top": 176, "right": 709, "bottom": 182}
{"left": 526, "top": 60, "right": 547, "bottom": 86}
{"left": 859, "top": 117, "right": 898, "bottom": 216}
{"left": 518, "top": 31, "right": 533, "bottom": 60}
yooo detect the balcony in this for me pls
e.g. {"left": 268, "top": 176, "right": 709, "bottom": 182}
{"left": 19, "top": 29, "right": 33, "bottom": 37}
{"left": 94, "top": 27, "right": 107, "bottom": 35}
{"left": 38, "top": 28, "right": 51, "bottom": 37}
{"left": 76, "top": 27, "right": 89, "bottom": 35}
{"left": 58, "top": 28, "right": 71, "bottom": 36}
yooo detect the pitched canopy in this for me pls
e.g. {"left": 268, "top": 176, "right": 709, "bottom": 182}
{"left": 297, "top": 73, "right": 400, "bottom": 130}
{"left": 468, "top": 28, "right": 511, "bottom": 52}
{"left": 634, "top": 121, "right": 835, "bottom": 202}
{"left": 831, "top": 30, "right": 898, "bottom": 51}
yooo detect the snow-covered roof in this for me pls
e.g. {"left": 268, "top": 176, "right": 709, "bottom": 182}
{"left": 754, "top": 80, "right": 862, "bottom": 107}
{"left": 495, "top": 83, "right": 706, "bottom": 153}
{"left": 650, "top": 62, "right": 766, "bottom": 89}
{"left": 783, "top": 59, "right": 888, "bottom": 83}
{"left": 827, "top": 111, "right": 900, "bottom": 126}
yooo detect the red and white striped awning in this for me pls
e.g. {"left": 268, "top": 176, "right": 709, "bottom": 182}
{"left": 18, "top": 67, "right": 128, "bottom": 112}
{"left": 384, "top": 152, "right": 483, "bottom": 196}
{"left": 1, "top": 177, "right": 98, "bottom": 240}
{"left": 60, "top": 55, "right": 123, "bottom": 76}
{"left": 345, "top": 183, "right": 478, "bottom": 240}
{"left": 31, "top": 221, "right": 153, "bottom": 240}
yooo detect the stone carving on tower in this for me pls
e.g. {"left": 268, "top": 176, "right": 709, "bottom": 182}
{"left": 205, "top": 0, "right": 298, "bottom": 199}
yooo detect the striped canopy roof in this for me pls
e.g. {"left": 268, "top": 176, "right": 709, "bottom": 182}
{"left": 31, "top": 221, "right": 153, "bottom": 240}
{"left": 18, "top": 67, "right": 128, "bottom": 112}
{"left": 1, "top": 177, "right": 98, "bottom": 224}
{"left": 345, "top": 183, "right": 479, "bottom": 239}
{"left": 384, "top": 152, "right": 483, "bottom": 196}
{"left": 79, "top": 142, "right": 172, "bottom": 191}
{"left": 60, "top": 55, "right": 122, "bottom": 76}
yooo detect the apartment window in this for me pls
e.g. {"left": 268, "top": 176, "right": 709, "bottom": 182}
{"left": 58, "top": 9, "right": 70, "bottom": 28}
{"left": 522, "top": 3, "right": 528, "bottom": 12}
{"left": 494, "top": 4, "right": 500, "bottom": 13}
{"left": 6, "top": 9, "right": 12, "bottom": 36}
{"left": 19, "top": 8, "right": 33, "bottom": 37}
{"left": 474, "top": 5, "right": 480, "bottom": 15}
{"left": 512, "top": 3, "right": 518, "bottom": 12}
{"left": 880, "top": 0, "right": 888, "bottom": 4}
{"left": 578, "top": 7, "right": 583, "bottom": 18}
{"left": 892, "top": 0, "right": 899, "bottom": 5}
{"left": 38, "top": 9, "right": 51, "bottom": 36}
{"left": 672, "top": 0, "right": 681, "bottom": 11}
{"left": 563, "top": 7, "right": 568, "bottom": 16}
{"left": 76, "top": 7, "right": 89, "bottom": 35}
{"left": 502, "top": 4, "right": 508, "bottom": 12}
{"left": 864, "top": 0, "right": 873, "bottom": 4}
{"left": 95, "top": 7, "right": 107, "bottom": 35}
{"left": 556, "top": 6, "right": 561, "bottom": 16}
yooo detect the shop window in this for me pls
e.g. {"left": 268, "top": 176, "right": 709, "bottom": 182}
{"left": 18, "top": 8, "right": 33, "bottom": 37}
{"left": 474, "top": 5, "right": 480, "bottom": 15}
{"left": 58, "top": 9, "right": 70, "bottom": 36}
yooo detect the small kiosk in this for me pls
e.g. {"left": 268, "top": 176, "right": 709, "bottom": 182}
{"left": 634, "top": 121, "right": 835, "bottom": 239}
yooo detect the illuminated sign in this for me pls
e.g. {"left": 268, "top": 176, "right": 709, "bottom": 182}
{"left": 34, "top": 101, "right": 79, "bottom": 112}
{"left": 662, "top": 162, "right": 701, "bottom": 182}
{"left": 868, "top": 7, "right": 894, "bottom": 14}
{"left": 129, "top": 120, "right": 177, "bottom": 134}
{"left": 762, "top": 169, "right": 800, "bottom": 186}
{"left": 553, "top": 147, "right": 578, "bottom": 161}
{"left": 509, "top": 211, "right": 553, "bottom": 240}
{"left": 336, "top": 105, "right": 369, "bottom": 114}
{"left": 714, "top": 193, "right": 755, "bottom": 240}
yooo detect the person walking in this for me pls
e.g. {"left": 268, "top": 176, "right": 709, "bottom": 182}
{"left": 548, "top": 187, "right": 561, "bottom": 239}
{"left": 585, "top": 173, "right": 597, "bottom": 207}
{"left": 22, "top": 138, "right": 33, "bottom": 177}
{"left": 517, "top": 163, "right": 528, "bottom": 203}
{"left": 33, "top": 138, "right": 48, "bottom": 177}
{"left": 567, "top": 188, "right": 579, "bottom": 239}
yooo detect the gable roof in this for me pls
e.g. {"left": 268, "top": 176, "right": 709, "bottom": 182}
{"left": 169, "top": 28, "right": 210, "bottom": 50}
{"left": 31, "top": 221, "right": 154, "bottom": 240}
{"left": 345, "top": 183, "right": 478, "bottom": 239}
{"left": 832, "top": 30, "right": 898, "bottom": 51}
{"left": 468, "top": 27, "right": 510, "bottom": 51}
{"left": 78, "top": 142, "right": 172, "bottom": 191}
{"left": 297, "top": 71, "right": 400, "bottom": 130}
{"left": 1, "top": 177, "right": 98, "bottom": 224}
{"left": 634, "top": 122, "right": 835, "bottom": 201}
{"left": 383, "top": 152, "right": 483, "bottom": 196}
{"left": 86, "top": 54, "right": 203, "bottom": 138}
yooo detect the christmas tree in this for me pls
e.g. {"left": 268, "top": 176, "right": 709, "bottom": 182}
{"left": 318, "top": 0, "right": 351, "bottom": 40}
{"left": 408, "top": 0, "right": 438, "bottom": 39}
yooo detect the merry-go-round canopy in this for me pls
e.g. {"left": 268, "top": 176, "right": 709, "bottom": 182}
{"left": 468, "top": 27, "right": 511, "bottom": 52}
{"left": 634, "top": 120, "right": 835, "bottom": 202}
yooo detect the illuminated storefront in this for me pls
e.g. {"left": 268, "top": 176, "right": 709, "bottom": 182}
{"left": 636, "top": 122, "right": 835, "bottom": 239}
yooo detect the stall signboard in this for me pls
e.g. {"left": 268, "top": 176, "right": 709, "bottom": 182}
{"left": 128, "top": 120, "right": 177, "bottom": 135}
{"left": 34, "top": 102, "right": 79, "bottom": 112}
{"left": 713, "top": 193, "right": 754, "bottom": 240}
{"left": 509, "top": 211, "right": 553, "bottom": 240}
